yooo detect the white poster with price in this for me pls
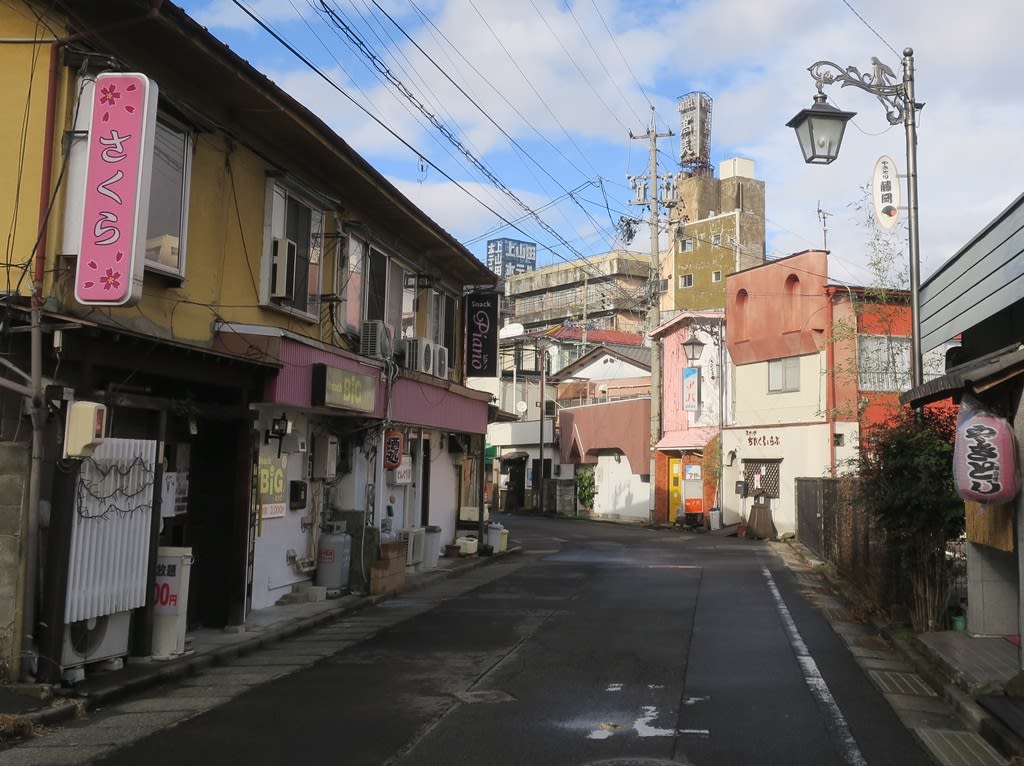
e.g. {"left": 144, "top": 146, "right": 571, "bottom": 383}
{"left": 154, "top": 548, "right": 193, "bottom": 616}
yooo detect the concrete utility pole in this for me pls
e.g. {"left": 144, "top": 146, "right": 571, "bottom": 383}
{"left": 630, "top": 109, "right": 673, "bottom": 522}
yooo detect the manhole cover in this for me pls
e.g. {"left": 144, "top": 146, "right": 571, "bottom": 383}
{"left": 581, "top": 760, "right": 691, "bottom": 766}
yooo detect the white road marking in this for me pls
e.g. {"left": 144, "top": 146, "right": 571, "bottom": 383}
{"left": 763, "top": 567, "right": 868, "bottom": 766}
{"left": 634, "top": 705, "right": 675, "bottom": 737}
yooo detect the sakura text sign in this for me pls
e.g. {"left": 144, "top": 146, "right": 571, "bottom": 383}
{"left": 75, "top": 73, "right": 158, "bottom": 306}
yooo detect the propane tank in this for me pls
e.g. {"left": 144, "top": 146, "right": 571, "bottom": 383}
{"left": 315, "top": 521, "right": 352, "bottom": 597}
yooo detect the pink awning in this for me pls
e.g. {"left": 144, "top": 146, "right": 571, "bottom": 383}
{"left": 655, "top": 427, "right": 717, "bottom": 451}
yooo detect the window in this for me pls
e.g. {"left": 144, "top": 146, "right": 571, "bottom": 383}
{"left": 857, "top": 335, "right": 910, "bottom": 391}
{"left": 366, "top": 248, "right": 414, "bottom": 340}
{"left": 680, "top": 238, "right": 693, "bottom": 253}
{"left": 712, "top": 270, "right": 722, "bottom": 282}
{"left": 265, "top": 182, "right": 323, "bottom": 317}
{"left": 144, "top": 120, "right": 191, "bottom": 277}
{"left": 678, "top": 274, "right": 694, "bottom": 289}
{"left": 768, "top": 357, "right": 800, "bottom": 393}
{"left": 712, "top": 233, "right": 722, "bottom": 246}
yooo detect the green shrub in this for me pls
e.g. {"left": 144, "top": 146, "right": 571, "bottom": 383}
{"left": 857, "top": 406, "right": 964, "bottom": 631}
{"left": 576, "top": 466, "right": 595, "bottom": 511}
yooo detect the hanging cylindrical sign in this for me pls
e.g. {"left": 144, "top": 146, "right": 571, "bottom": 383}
{"left": 871, "top": 155, "right": 901, "bottom": 231}
{"left": 382, "top": 429, "right": 404, "bottom": 470}
{"left": 953, "top": 395, "right": 1019, "bottom": 504}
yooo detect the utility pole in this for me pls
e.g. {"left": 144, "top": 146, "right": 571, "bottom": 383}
{"left": 630, "top": 109, "right": 673, "bottom": 522}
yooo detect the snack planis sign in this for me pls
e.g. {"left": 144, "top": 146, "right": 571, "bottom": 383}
{"left": 465, "top": 293, "right": 499, "bottom": 378}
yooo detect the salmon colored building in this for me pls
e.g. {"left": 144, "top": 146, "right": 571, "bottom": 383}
{"left": 719, "top": 250, "right": 954, "bottom": 536}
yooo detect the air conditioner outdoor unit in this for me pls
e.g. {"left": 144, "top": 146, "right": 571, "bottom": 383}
{"left": 435, "top": 346, "right": 449, "bottom": 378}
{"left": 398, "top": 527, "right": 425, "bottom": 567}
{"left": 271, "top": 238, "right": 297, "bottom": 298}
{"left": 62, "top": 610, "right": 131, "bottom": 669}
{"left": 360, "top": 320, "right": 392, "bottom": 359}
{"left": 405, "top": 337, "right": 434, "bottom": 374}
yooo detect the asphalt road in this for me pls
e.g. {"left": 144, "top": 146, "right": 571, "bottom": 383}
{"left": 39, "top": 517, "right": 935, "bottom": 766}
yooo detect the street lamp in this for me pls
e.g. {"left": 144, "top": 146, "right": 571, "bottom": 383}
{"left": 787, "top": 47, "right": 924, "bottom": 389}
{"left": 681, "top": 336, "right": 705, "bottom": 364}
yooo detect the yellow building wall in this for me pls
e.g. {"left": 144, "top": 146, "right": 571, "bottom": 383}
{"left": 0, "top": 11, "right": 53, "bottom": 296}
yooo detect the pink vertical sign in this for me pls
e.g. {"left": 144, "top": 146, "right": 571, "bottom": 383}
{"left": 75, "top": 72, "right": 158, "bottom": 306}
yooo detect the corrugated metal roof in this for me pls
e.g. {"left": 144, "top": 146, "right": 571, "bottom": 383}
{"left": 901, "top": 342, "right": 1024, "bottom": 407}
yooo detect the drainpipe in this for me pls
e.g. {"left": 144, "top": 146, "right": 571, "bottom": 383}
{"left": 17, "top": 42, "right": 63, "bottom": 681}
{"left": 825, "top": 287, "right": 837, "bottom": 477}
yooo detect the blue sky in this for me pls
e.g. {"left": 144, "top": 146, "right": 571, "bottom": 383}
{"left": 177, "top": 0, "right": 1024, "bottom": 289}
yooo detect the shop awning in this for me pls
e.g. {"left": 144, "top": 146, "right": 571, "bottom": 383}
{"left": 655, "top": 427, "right": 717, "bottom": 451}
{"left": 901, "top": 342, "right": 1024, "bottom": 408}
{"left": 498, "top": 451, "right": 530, "bottom": 461}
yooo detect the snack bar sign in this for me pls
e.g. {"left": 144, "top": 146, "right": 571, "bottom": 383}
{"left": 75, "top": 72, "right": 158, "bottom": 307}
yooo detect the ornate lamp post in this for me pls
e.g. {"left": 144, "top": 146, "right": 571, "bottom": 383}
{"left": 787, "top": 48, "right": 924, "bottom": 388}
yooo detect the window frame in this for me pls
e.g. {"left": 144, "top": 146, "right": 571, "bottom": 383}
{"left": 768, "top": 356, "right": 801, "bottom": 393}
{"left": 262, "top": 180, "right": 324, "bottom": 321}
{"left": 678, "top": 273, "right": 694, "bottom": 289}
{"left": 143, "top": 118, "right": 192, "bottom": 280}
{"left": 857, "top": 334, "right": 911, "bottom": 392}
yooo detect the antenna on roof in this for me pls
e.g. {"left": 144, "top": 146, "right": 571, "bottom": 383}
{"left": 817, "top": 202, "right": 831, "bottom": 251}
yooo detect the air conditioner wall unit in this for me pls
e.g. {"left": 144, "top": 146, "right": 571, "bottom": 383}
{"left": 311, "top": 433, "right": 339, "bottom": 480}
{"left": 271, "top": 237, "right": 297, "bottom": 298}
{"left": 435, "top": 346, "right": 449, "bottom": 378}
{"left": 360, "top": 320, "right": 392, "bottom": 359}
{"left": 405, "top": 337, "right": 434, "bottom": 374}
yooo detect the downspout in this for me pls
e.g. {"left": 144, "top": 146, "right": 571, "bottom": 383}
{"left": 18, "top": 42, "right": 63, "bottom": 680}
{"left": 825, "top": 287, "right": 837, "bottom": 477}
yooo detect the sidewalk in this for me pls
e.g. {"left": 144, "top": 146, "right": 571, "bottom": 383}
{"left": 0, "top": 547, "right": 519, "bottom": 740}
{"left": 782, "top": 537, "right": 1024, "bottom": 762}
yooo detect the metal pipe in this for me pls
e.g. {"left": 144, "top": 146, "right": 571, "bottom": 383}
{"left": 901, "top": 49, "right": 923, "bottom": 389}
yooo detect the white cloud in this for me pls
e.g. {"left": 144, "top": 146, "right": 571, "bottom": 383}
{"left": 177, "top": 0, "right": 1024, "bottom": 288}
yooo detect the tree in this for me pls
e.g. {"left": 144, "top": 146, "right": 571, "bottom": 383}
{"left": 856, "top": 406, "right": 964, "bottom": 631}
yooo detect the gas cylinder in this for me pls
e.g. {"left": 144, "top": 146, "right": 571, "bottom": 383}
{"left": 315, "top": 521, "right": 352, "bottom": 597}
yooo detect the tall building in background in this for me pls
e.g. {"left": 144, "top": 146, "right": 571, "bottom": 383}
{"left": 660, "top": 92, "right": 766, "bottom": 314}
{"left": 487, "top": 238, "right": 537, "bottom": 278}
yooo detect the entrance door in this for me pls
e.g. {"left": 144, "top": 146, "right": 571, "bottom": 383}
{"left": 505, "top": 460, "right": 525, "bottom": 512}
{"left": 668, "top": 457, "right": 682, "bottom": 523}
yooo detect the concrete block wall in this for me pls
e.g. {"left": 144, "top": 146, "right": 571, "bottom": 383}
{"left": 0, "top": 443, "right": 29, "bottom": 681}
